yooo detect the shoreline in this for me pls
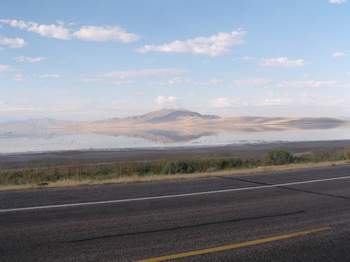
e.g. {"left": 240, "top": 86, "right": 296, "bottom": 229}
{"left": 1, "top": 139, "right": 350, "bottom": 169}
{"left": 1, "top": 138, "right": 350, "bottom": 156}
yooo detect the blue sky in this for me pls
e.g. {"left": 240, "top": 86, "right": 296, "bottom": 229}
{"left": 0, "top": 0, "right": 350, "bottom": 121}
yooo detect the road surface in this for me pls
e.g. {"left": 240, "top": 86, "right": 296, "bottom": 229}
{"left": 1, "top": 165, "right": 350, "bottom": 261}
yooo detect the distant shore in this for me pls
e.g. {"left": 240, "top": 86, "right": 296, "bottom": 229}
{"left": 1, "top": 139, "right": 350, "bottom": 169}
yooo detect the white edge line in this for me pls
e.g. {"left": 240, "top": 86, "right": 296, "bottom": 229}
{"left": 1, "top": 175, "right": 350, "bottom": 213}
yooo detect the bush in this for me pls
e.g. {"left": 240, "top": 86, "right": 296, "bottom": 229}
{"left": 220, "top": 159, "right": 243, "bottom": 169}
{"left": 265, "top": 149, "right": 294, "bottom": 165}
{"left": 8, "top": 148, "right": 350, "bottom": 187}
{"left": 161, "top": 161, "right": 196, "bottom": 174}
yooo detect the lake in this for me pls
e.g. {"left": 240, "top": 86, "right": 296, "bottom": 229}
{"left": 1, "top": 127, "right": 350, "bottom": 154}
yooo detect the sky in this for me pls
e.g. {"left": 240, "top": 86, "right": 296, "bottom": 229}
{"left": 1, "top": 0, "right": 350, "bottom": 121}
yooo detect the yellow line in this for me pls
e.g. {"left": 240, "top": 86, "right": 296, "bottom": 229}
{"left": 136, "top": 227, "right": 331, "bottom": 262}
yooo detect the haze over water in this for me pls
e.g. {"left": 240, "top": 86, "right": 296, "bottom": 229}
{"left": 1, "top": 127, "right": 350, "bottom": 154}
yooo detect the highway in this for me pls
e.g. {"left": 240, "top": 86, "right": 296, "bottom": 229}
{"left": 1, "top": 165, "right": 350, "bottom": 261}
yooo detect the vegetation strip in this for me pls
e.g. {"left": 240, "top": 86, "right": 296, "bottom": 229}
{"left": 0, "top": 149, "right": 349, "bottom": 190}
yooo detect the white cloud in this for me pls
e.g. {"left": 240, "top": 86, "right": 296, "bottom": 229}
{"left": 167, "top": 77, "right": 192, "bottom": 86}
{"left": 73, "top": 26, "right": 139, "bottom": 43}
{"left": 15, "top": 56, "right": 46, "bottom": 63}
{"left": 166, "top": 77, "right": 224, "bottom": 86}
{"left": 0, "top": 36, "right": 26, "bottom": 48}
{"left": 277, "top": 80, "right": 337, "bottom": 88}
{"left": 0, "top": 19, "right": 139, "bottom": 43}
{"left": 155, "top": 95, "right": 179, "bottom": 107}
{"left": 257, "top": 98, "right": 292, "bottom": 106}
{"left": 0, "top": 19, "right": 27, "bottom": 29}
{"left": 137, "top": 29, "right": 246, "bottom": 57}
{"left": 0, "top": 19, "right": 70, "bottom": 39}
{"left": 209, "top": 97, "right": 232, "bottom": 108}
{"left": 0, "top": 64, "right": 10, "bottom": 73}
{"left": 29, "top": 23, "right": 70, "bottom": 40}
{"left": 102, "top": 68, "right": 187, "bottom": 79}
{"left": 332, "top": 51, "right": 347, "bottom": 58}
{"left": 329, "top": 0, "right": 346, "bottom": 4}
{"left": 260, "top": 57, "right": 305, "bottom": 67}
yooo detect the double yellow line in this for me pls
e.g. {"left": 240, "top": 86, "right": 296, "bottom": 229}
{"left": 136, "top": 227, "right": 331, "bottom": 262}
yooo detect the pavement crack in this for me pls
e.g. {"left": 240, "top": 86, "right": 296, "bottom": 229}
{"left": 67, "top": 210, "right": 305, "bottom": 243}
{"left": 216, "top": 176, "right": 268, "bottom": 186}
{"left": 218, "top": 176, "right": 350, "bottom": 201}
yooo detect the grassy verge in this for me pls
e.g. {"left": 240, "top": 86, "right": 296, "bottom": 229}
{"left": 0, "top": 148, "right": 350, "bottom": 191}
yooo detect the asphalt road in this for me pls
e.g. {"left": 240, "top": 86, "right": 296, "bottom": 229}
{"left": 2, "top": 165, "right": 350, "bottom": 261}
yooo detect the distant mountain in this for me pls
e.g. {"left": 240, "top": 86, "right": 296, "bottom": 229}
{"left": 285, "top": 118, "right": 345, "bottom": 129}
{"left": 0, "top": 110, "right": 348, "bottom": 143}
{"left": 124, "top": 109, "right": 220, "bottom": 123}
{"left": 65, "top": 110, "right": 348, "bottom": 143}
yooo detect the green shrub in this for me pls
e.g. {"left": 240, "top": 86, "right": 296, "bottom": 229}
{"left": 220, "top": 159, "right": 243, "bottom": 169}
{"left": 161, "top": 161, "right": 197, "bottom": 174}
{"left": 265, "top": 149, "right": 294, "bottom": 165}
{"left": 346, "top": 150, "right": 350, "bottom": 160}
{"left": 4, "top": 148, "right": 349, "bottom": 187}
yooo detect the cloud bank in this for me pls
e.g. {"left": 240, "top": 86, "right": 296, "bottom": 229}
{"left": 260, "top": 57, "right": 305, "bottom": 67}
{"left": 137, "top": 30, "right": 246, "bottom": 57}
{"left": 0, "top": 19, "right": 139, "bottom": 43}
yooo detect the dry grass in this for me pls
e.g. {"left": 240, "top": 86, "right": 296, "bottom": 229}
{"left": 1, "top": 160, "right": 348, "bottom": 191}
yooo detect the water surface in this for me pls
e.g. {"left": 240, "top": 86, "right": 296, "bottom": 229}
{"left": 1, "top": 127, "right": 350, "bottom": 154}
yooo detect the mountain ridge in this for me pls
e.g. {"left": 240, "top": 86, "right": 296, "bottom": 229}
{"left": 110, "top": 109, "right": 220, "bottom": 123}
